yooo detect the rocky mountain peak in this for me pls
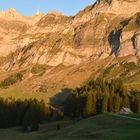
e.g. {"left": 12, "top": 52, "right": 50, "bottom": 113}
{"left": 0, "top": 8, "right": 21, "bottom": 18}
{"left": 7, "top": 8, "right": 17, "bottom": 13}
{"left": 0, "top": 0, "right": 140, "bottom": 95}
{"left": 97, "top": 0, "right": 139, "bottom": 4}
{"left": 0, "top": 0, "right": 139, "bottom": 67}
{"left": 48, "top": 11, "right": 64, "bottom": 17}
{"left": 75, "top": 0, "right": 140, "bottom": 24}
{"left": 97, "top": 0, "right": 112, "bottom": 4}
{"left": 96, "top": 0, "right": 140, "bottom": 14}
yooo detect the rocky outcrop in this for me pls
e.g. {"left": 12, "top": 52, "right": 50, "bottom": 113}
{"left": 108, "top": 12, "right": 140, "bottom": 57}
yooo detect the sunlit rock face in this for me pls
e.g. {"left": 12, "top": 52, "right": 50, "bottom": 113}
{"left": 0, "top": 0, "right": 140, "bottom": 70}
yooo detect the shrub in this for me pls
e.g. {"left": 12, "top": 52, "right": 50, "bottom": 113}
{"left": 31, "top": 64, "right": 46, "bottom": 74}
{"left": 22, "top": 43, "right": 34, "bottom": 54}
{"left": 0, "top": 73, "right": 23, "bottom": 88}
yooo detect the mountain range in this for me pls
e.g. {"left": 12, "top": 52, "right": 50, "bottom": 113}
{"left": 0, "top": 0, "right": 140, "bottom": 101}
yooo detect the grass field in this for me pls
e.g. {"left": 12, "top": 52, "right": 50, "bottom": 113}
{"left": 121, "top": 114, "right": 140, "bottom": 119}
{"left": 0, "top": 114, "right": 140, "bottom": 140}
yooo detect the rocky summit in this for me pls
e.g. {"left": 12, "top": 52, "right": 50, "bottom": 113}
{"left": 0, "top": 0, "right": 140, "bottom": 100}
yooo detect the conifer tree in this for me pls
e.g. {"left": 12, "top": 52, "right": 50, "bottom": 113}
{"left": 108, "top": 92, "right": 114, "bottom": 112}
{"left": 92, "top": 93, "right": 97, "bottom": 114}
{"left": 85, "top": 93, "right": 93, "bottom": 116}
{"left": 102, "top": 95, "right": 108, "bottom": 113}
{"left": 122, "top": 96, "right": 130, "bottom": 108}
{"left": 113, "top": 95, "right": 121, "bottom": 113}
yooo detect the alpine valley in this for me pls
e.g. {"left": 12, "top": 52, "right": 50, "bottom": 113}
{"left": 0, "top": 0, "right": 140, "bottom": 140}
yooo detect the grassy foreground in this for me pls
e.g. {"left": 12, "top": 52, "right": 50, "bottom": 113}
{"left": 0, "top": 114, "right": 140, "bottom": 140}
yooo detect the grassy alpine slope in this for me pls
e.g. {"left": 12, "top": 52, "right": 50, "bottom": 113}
{"left": 0, "top": 113, "right": 140, "bottom": 140}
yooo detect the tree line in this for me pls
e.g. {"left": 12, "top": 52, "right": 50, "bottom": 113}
{"left": 64, "top": 78, "right": 140, "bottom": 118}
{"left": 0, "top": 78, "right": 140, "bottom": 130}
{"left": 0, "top": 98, "right": 62, "bottom": 131}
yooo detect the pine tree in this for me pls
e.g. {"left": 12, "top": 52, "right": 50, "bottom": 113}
{"left": 113, "top": 95, "right": 121, "bottom": 113}
{"left": 85, "top": 93, "right": 93, "bottom": 116}
{"left": 102, "top": 95, "right": 108, "bottom": 113}
{"left": 108, "top": 92, "right": 114, "bottom": 112}
{"left": 122, "top": 96, "right": 130, "bottom": 108}
{"left": 135, "top": 96, "right": 140, "bottom": 113}
{"left": 92, "top": 93, "right": 97, "bottom": 114}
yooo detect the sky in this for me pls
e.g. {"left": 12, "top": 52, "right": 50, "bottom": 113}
{"left": 0, "top": 0, "right": 96, "bottom": 16}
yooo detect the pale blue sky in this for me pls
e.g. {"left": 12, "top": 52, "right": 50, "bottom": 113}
{"left": 0, "top": 0, "right": 96, "bottom": 16}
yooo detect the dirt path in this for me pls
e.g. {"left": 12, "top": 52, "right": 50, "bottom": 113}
{"left": 107, "top": 113, "right": 140, "bottom": 122}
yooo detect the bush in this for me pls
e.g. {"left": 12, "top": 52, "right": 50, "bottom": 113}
{"left": 123, "top": 62, "right": 138, "bottom": 70}
{"left": 22, "top": 43, "right": 34, "bottom": 54}
{"left": 136, "top": 12, "right": 140, "bottom": 26}
{"left": 0, "top": 73, "right": 23, "bottom": 88}
{"left": 31, "top": 64, "right": 46, "bottom": 75}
